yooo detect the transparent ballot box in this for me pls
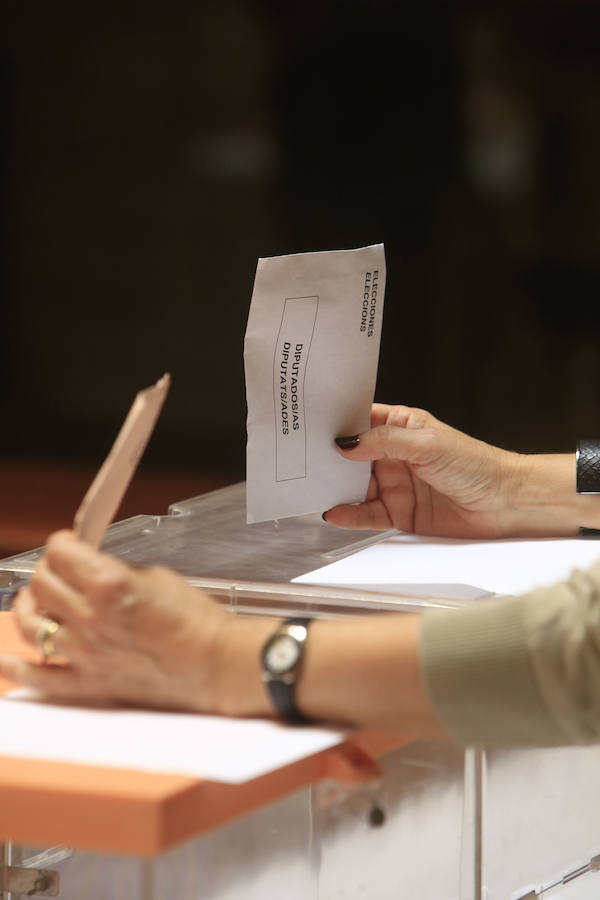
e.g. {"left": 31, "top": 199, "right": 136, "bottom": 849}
{"left": 0, "top": 482, "right": 464, "bottom": 618}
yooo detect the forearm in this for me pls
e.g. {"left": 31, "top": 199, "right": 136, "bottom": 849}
{"left": 505, "top": 452, "right": 600, "bottom": 536}
{"left": 215, "top": 612, "right": 446, "bottom": 736}
{"left": 296, "top": 614, "right": 445, "bottom": 734}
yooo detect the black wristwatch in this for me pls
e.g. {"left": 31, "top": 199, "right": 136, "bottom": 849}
{"left": 261, "top": 617, "right": 312, "bottom": 723}
{"left": 576, "top": 440, "right": 600, "bottom": 536}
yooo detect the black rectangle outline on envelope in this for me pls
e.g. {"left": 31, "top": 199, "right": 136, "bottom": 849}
{"left": 273, "top": 296, "right": 319, "bottom": 482}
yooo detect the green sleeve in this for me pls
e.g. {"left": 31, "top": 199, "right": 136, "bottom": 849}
{"left": 420, "top": 559, "right": 600, "bottom": 747}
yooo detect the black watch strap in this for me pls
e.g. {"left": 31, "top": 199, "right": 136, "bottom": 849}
{"left": 576, "top": 441, "right": 600, "bottom": 494}
{"left": 267, "top": 678, "right": 310, "bottom": 723}
{"left": 262, "top": 617, "right": 311, "bottom": 724}
{"left": 576, "top": 441, "right": 600, "bottom": 536}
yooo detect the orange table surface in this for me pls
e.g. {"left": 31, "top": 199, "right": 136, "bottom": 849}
{"left": 0, "top": 612, "right": 408, "bottom": 857}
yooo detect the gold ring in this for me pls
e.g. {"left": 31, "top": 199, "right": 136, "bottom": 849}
{"left": 37, "top": 619, "right": 60, "bottom": 661}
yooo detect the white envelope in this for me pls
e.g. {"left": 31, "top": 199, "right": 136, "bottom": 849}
{"left": 244, "top": 244, "right": 385, "bottom": 523}
{"left": 74, "top": 374, "right": 170, "bottom": 547}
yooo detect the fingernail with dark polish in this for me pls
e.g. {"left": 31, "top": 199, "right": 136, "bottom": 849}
{"left": 335, "top": 435, "right": 360, "bottom": 450}
{"left": 321, "top": 511, "right": 328, "bottom": 522}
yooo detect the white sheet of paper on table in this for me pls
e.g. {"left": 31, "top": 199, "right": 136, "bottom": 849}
{"left": 244, "top": 244, "right": 385, "bottom": 523}
{"left": 292, "top": 533, "right": 600, "bottom": 599}
{"left": 0, "top": 688, "right": 346, "bottom": 784}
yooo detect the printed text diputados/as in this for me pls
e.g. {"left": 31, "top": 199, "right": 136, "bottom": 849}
{"left": 279, "top": 341, "right": 304, "bottom": 435}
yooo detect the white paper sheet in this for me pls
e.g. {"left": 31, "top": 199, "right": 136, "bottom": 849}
{"left": 0, "top": 689, "right": 346, "bottom": 784}
{"left": 293, "top": 533, "right": 600, "bottom": 599}
{"left": 244, "top": 244, "right": 385, "bottom": 523}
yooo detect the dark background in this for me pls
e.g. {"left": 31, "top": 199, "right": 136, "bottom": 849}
{"left": 2, "top": 2, "right": 600, "bottom": 507}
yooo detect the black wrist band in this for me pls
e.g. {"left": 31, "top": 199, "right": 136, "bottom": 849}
{"left": 576, "top": 440, "right": 600, "bottom": 535}
{"left": 576, "top": 440, "right": 600, "bottom": 494}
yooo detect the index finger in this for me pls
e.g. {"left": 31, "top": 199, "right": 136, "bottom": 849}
{"left": 44, "top": 531, "right": 133, "bottom": 603}
{"left": 371, "top": 404, "right": 392, "bottom": 427}
{"left": 370, "top": 404, "right": 412, "bottom": 428}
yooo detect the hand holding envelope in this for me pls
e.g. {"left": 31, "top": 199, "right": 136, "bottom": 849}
{"left": 5, "top": 374, "right": 172, "bottom": 669}
{"left": 0, "top": 373, "right": 266, "bottom": 713}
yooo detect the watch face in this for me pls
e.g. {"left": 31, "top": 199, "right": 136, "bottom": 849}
{"left": 265, "top": 635, "right": 300, "bottom": 675}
